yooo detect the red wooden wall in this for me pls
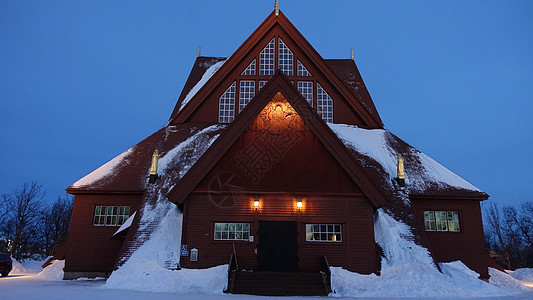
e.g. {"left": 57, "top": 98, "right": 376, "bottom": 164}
{"left": 64, "top": 193, "right": 142, "bottom": 278}
{"left": 411, "top": 198, "right": 489, "bottom": 279}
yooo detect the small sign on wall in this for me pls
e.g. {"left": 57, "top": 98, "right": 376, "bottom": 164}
{"left": 180, "top": 245, "right": 188, "bottom": 256}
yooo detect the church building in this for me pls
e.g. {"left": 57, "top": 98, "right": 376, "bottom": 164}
{"left": 61, "top": 4, "right": 489, "bottom": 295}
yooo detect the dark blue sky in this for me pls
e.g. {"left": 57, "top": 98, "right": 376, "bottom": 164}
{"left": 1, "top": 1, "right": 532, "bottom": 211}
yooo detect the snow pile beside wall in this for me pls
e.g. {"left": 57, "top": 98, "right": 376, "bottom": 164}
{"left": 490, "top": 268, "right": 532, "bottom": 292}
{"left": 36, "top": 260, "right": 64, "bottom": 281}
{"left": 330, "top": 209, "right": 522, "bottom": 298}
{"left": 510, "top": 268, "right": 533, "bottom": 283}
{"left": 106, "top": 202, "right": 227, "bottom": 294}
{"left": 10, "top": 258, "right": 28, "bottom": 274}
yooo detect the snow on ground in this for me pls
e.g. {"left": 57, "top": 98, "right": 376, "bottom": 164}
{"left": 330, "top": 209, "right": 526, "bottom": 298}
{"left": 2, "top": 253, "right": 533, "bottom": 299}
{"left": 36, "top": 260, "right": 64, "bottom": 281}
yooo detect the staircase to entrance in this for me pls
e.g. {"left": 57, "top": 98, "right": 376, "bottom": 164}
{"left": 224, "top": 255, "right": 332, "bottom": 296}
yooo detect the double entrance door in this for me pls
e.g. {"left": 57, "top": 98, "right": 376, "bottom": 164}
{"left": 257, "top": 221, "right": 299, "bottom": 271}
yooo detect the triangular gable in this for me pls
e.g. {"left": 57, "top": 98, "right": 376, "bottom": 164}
{"left": 169, "top": 10, "right": 383, "bottom": 128}
{"left": 167, "top": 71, "right": 388, "bottom": 207}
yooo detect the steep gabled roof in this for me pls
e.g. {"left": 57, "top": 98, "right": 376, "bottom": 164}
{"left": 169, "top": 10, "right": 383, "bottom": 128}
{"left": 167, "top": 70, "right": 388, "bottom": 207}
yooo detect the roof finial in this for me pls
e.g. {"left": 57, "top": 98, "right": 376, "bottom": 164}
{"left": 197, "top": 46, "right": 201, "bottom": 58}
{"left": 275, "top": 0, "right": 279, "bottom": 16}
{"left": 350, "top": 49, "right": 354, "bottom": 60}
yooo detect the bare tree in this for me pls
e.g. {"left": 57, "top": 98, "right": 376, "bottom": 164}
{"left": 40, "top": 195, "right": 73, "bottom": 256}
{"left": 1, "top": 182, "right": 45, "bottom": 260}
{"left": 485, "top": 202, "right": 512, "bottom": 269}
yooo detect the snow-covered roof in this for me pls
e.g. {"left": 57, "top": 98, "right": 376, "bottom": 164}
{"left": 178, "top": 60, "right": 225, "bottom": 112}
{"left": 329, "top": 123, "right": 485, "bottom": 197}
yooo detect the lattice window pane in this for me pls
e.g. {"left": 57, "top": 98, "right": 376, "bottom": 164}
{"left": 424, "top": 211, "right": 436, "bottom": 231}
{"left": 278, "top": 38, "right": 293, "bottom": 76}
{"left": 317, "top": 83, "right": 333, "bottom": 123}
{"left": 241, "top": 59, "right": 256, "bottom": 75}
{"left": 297, "top": 81, "right": 313, "bottom": 107}
{"left": 259, "top": 39, "right": 275, "bottom": 75}
{"left": 259, "top": 81, "right": 267, "bottom": 90}
{"left": 297, "top": 60, "right": 312, "bottom": 76}
{"left": 239, "top": 80, "right": 255, "bottom": 112}
{"left": 118, "top": 206, "right": 130, "bottom": 225}
{"left": 447, "top": 211, "right": 461, "bottom": 232}
{"left": 218, "top": 82, "right": 236, "bottom": 123}
{"left": 214, "top": 222, "right": 250, "bottom": 241}
{"left": 435, "top": 211, "right": 448, "bottom": 231}
{"left": 93, "top": 206, "right": 106, "bottom": 226}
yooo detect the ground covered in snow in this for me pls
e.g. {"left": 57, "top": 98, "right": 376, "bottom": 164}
{"left": 2, "top": 258, "right": 533, "bottom": 299}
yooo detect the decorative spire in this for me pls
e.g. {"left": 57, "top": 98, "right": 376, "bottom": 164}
{"left": 275, "top": 0, "right": 279, "bottom": 16}
{"left": 197, "top": 46, "right": 201, "bottom": 58}
{"left": 350, "top": 49, "right": 354, "bottom": 60}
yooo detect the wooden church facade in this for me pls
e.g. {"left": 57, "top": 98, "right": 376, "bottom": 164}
{"left": 62, "top": 7, "right": 490, "bottom": 284}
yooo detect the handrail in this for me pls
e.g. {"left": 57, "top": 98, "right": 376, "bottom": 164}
{"left": 224, "top": 254, "right": 237, "bottom": 293}
{"left": 320, "top": 256, "right": 332, "bottom": 294}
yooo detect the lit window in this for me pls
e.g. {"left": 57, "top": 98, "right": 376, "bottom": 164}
{"left": 93, "top": 205, "right": 130, "bottom": 226}
{"left": 278, "top": 38, "right": 293, "bottom": 75}
{"left": 435, "top": 211, "right": 448, "bottom": 231}
{"left": 447, "top": 211, "right": 460, "bottom": 232}
{"left": 259, "top": 39, "right": 275, "bottom": 75}
{"left": 218, "top": 82, "right": 236, "bottom": 123}
{"left": 305, "top": 224, "right": 342, "bottom": 242}
{"left": 239, "top": 80, "right": 255, "bottom": 112}
{"left": 317, "top": 83, "right": 333, "bottom": 122}
{"left": 214, "top": 223, "right": 250, "bottom": 241}
{"left": 242, "top": 59, "right": 256, "bottom": 75}
{"left": 297, "top": 81, "right": 313, "bottom": 107}
{"left": 297, "top": 60, "right": 312, "bottom": 76}
{"left": 424, "top": 211, "right": 460, "bottom": 232}
{"left": 259, "top": 81, "right": 268, "bottom": 90}
{"left": 424, "top": 211, "right": 436, "bottom": 231}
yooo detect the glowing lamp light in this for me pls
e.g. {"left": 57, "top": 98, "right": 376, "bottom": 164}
{"left": 297, "top": 197, "right": 303, "bottom": 209}
{"left": 254, "top": 196, "right": 259, "bottom": 209}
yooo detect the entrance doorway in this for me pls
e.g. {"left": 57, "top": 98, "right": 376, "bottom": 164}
{"left": 257, "top": 221, "right": 298, "bottom": 271}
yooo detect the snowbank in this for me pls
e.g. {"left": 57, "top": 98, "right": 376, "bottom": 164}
{"left": 107, "top": 202, "right": 227, "bottom": 293}
{"left": 330, "top": 209, "right": 525, "bottom": 298}
{"left": 10, "top": 258, "right": 28, "bottom": 274}
{"left": 36, "top": 260, "right": 64, "bottom": 281}
{"left": 510, "top": 268, "right": 533, "bottom": 282}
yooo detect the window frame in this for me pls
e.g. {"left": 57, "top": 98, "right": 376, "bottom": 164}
{"left": 305, "top": 223, "right": 343, "bottom": 243}
{"left": 423, "top": 210, "right": 461, "bottom": 232}
{"left": 214, "top": 222, "right": 251, "bottom": 241}
{"left": 93, "top": 205, "right": 130, "bottom": 227}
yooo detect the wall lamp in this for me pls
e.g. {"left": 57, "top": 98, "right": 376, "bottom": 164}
{"left": 254, "top": 196, "right": 259, "bottom": 210}
{"left": 297, "top": 196, "right": 303, "bottom": 209}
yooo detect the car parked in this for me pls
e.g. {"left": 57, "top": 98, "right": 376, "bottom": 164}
{"left": 0, "top": 253, "right": 13, "bottom": 277}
